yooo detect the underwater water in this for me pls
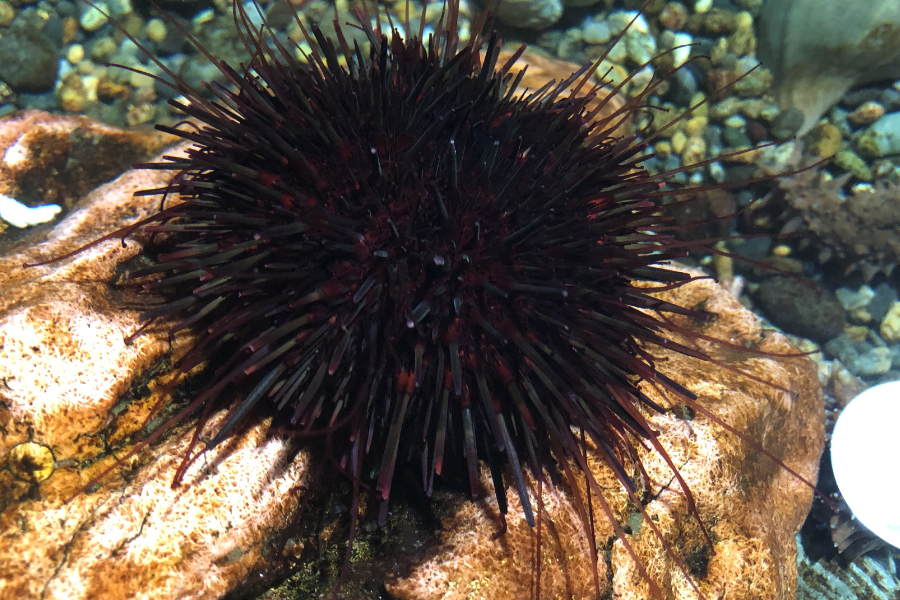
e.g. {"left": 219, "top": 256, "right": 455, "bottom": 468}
{"left": 0, "top": 0, "right": 899, "bottom": 598}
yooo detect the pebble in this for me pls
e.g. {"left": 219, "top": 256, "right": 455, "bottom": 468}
{"left": 681, "top": 136, "right": 706, "bottom": 166}
{"left": 80, "top": 2, "right": 110, "bottom": 32}
{"left": 671, "top": 130, "right": 687, "bottom": 153}
{"left": 0, "top": 1, "right": 14, "bottom": 28}
{"left": 146, "top": 18, "right": 167, "bottom": 43}
{"left": 727, "top": 11, "right": 755, "bottom": 56}
{"left": 834, "top": 150, "right": 873, "bottom": 181}
{"left": 848, "top": 100, "right": 885, "bottom": 126}
{"left": 868, "top": 283, "right": 898, "bottom": 323}
{"left": 106, "top": 0, "right": 132, "bottom": 17}
{"left": 733, "top": 58, "right": 772, "bottom": 97}
{"left": 66, "top": 44, "right": 85, "bottom": 65}
{"left": 856, "top": 111, "right": 900, "bottom": 157}
{"left": 683, "top": 116, "right": 707, "bottom": 137}
{"left": 880, "top": 301, "right": 900, "bottom": 344}
{"left": 694, "top": 0, "right": 712, "bottom": 13}
{"left": 90, "top": 37, "right": 118, "bottom": 62}
{"left": 806, "top": 122, "right": 842, "bottom": 158}
{"left": 836, "top": 285, "right": 876, "bottom": 312}
{"left": 659, "top": 1, "right": 688, "bottom": 31}
{"left": 61, "top": 16, "right": 79, "bottom": 45}
{"left": 671, "top": 32, "right": 692, "bottom": 68}
{"left": 0, "top": 25, "right": 60, "bottom": 94}
{"left": 770, "top": 107, "right": 804, "bottom": 140}
{"left": 855, "top": 347, "right": 893, "bottom": 376}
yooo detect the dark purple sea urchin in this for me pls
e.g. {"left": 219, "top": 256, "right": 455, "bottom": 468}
{"left": 36, "top": 0, "right": 821, "bottom": 597}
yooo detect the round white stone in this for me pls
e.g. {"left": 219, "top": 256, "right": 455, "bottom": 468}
{"left": 830, "top": 380, "right": 900, "bottom": 548}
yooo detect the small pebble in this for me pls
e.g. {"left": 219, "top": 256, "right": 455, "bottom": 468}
{"left": 694, "top": 0, "right": 712, "bottom": 13}
{"left": 855, "top": 347, "right": 892, "bottom": 376}
{"left": 880, "top": 301, "right": 900, "bottom": 344}
{"left": 582, "top": 21, "right": 610, "bottom": 45}
{"left": 681, "top": 136, "right": 706, "bottom": 166}
{"left": 0, "top": 1, "right": 14, "bottom": 28}
{"left": 146, "top": 18, "right": 167, "bottom": 43}
{"left": 836, "top": 285, "right": 875, "bottom": 312}
{"left": 80, "top": 2, "right": 110, "bottom": 32}
{"left": 770, "top": 107, "right": 804, "bottom": 140}
{"left": 671, "top": 130, "right": 687, "bottom": 154}
{"left": 806, "top": 122, "right": 842, "bottom": 158}
{"left": 683, "top": 116, "right": 707, "bottom": 138}
{"left": 659, "top": 1, "right": 688, "bottom": 31}
{"left": 848, "top": 100, "right": 885, "bottom": 126}
{"left": 834, "top": 150, "right": 873, "bottom": 181}
{"left": 66, "top": 44, "right": 85, "bottom": 65}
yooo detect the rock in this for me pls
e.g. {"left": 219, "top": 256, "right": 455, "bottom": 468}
{"left": 386, "top": 271, "right": 824, "bottom": 600}
{"left": 658, "top": 1, "right": 688, "bottom": 31}
{"left": 0, "top": 133, "right": 313, "bottom": 600}
{"left": 0, "top": 24, "right": 59, "bottom": 93}
{"left": 494, "top": 0, "right": 562, "bottom": 30}
{"left": 835, "top": 285, "right": 876, "bottom": 312}
{"left": 833, "top": 150, "right": 872, "bottom": 181}
{"left": 867, "top": 283, "right": 898, "bottom": 323}
{"left": 847, "top": 100, "right": 886, "bottom": 127}
{"left": 0, "top": 1, "right": 15, "bottom": 27}
{"left": 880, "top": 300, "right": 900, "bottom": 343}
{"left": 770, "top": 107, "right": 805, "bottom": 141}
{"left": 753, "top": 276, "right": 846, "bottom": 344}
{"left": 856, "top": 111, "right": 900, "bottom": 158}
{"left": 854, "top": 347, "right": 893, "bottom": 376}
{"left": 758, "top": 0, "right": 900, "bottom": 135}
{"left": 806, "top": 122, "right": 842, "bottom": 158}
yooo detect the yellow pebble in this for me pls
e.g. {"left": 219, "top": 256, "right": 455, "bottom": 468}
{"left": 844, "top": 325, "right": 868, "bottom": 343}
{"left": 66, "top": 44, "right": 85, "bottom": 65}
{"left": 671, "top": 130, "right": 687, "bottom": 154}
{"left": 146, "top": 18, "right": 167, "bottom": 43}
{"left": 771, "top": 244, "right": 792, "bottom": 257}
{"left": 683, "top": 116, "right": 708, "bottom": 138}
{"left": 654, "top": 140, "right": 672, "bottom": 159}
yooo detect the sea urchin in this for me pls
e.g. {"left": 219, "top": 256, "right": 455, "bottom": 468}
{"left": 34, "top": 0, "right": 820, "bottom": 597}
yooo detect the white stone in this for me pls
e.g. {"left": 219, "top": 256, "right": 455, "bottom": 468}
{"left": 831, "top": 381, "right": 900, "bottom": 548}
{"left": 862, "top": 111, "right": 900, "bottom": 157}
{"left": 835, "top": 285, "right": 875, "bottom": 312}
{"left": 582, "top": 20, "right": 611, "bottom": 44}
{"left": 694, "top": 0, "right": 713, "bottom": 13}
{"left": 80, "top": 3, "right": 110, "bottom": 32}
{"left": 671, "top": 32, "right": 693, "bottom": 68}
{"left": 0, "top": 194, "right": 62, "bottom": 228}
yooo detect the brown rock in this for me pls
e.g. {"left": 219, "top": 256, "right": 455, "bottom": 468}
{"left": 386, "top": 272, "right": 824, "bottom": 600}
{"left": 0, "top": 115, "right": 309, "bottom": 599}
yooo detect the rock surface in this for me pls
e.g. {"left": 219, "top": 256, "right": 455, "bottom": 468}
{"left": 385, "top": 272, "right": 825, "bottom": 600}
